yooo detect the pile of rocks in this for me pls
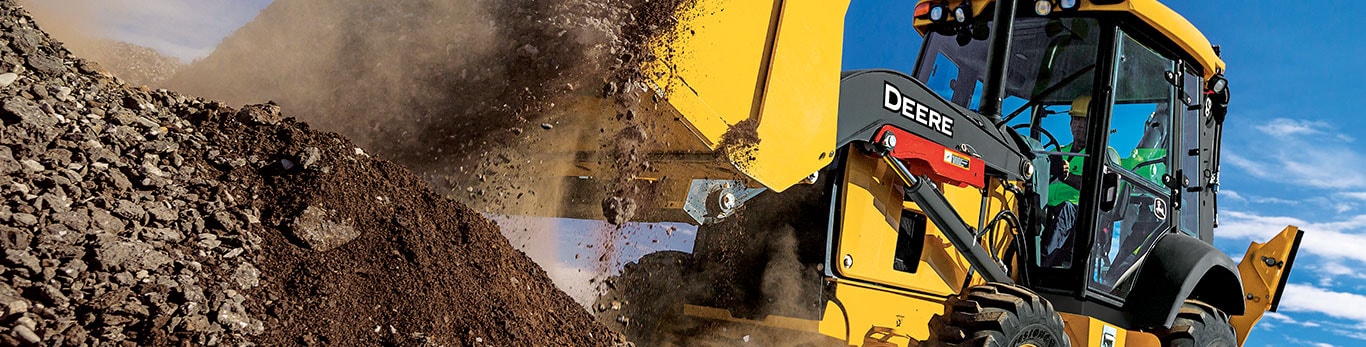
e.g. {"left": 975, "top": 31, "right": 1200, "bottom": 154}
{"left": 0, "top": 7, "right": 263, "bottom": 344}
{"left": 0, "top": 1, "right": 619, "bottom": 345}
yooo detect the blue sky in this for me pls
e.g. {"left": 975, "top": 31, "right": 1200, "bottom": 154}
{"left": 43, "top": 0, "right": 1366, "bottom": 345}
{"left": 844, "top": 1, "right": 1366, "bottom": 346}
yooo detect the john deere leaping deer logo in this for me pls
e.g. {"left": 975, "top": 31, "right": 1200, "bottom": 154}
{"left": 1153, "top": 198, "right": 1168, "bottom": 220}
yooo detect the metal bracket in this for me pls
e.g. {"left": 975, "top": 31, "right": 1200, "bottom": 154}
{"left": 682, "top": 179, "right": 766, "bottom": 225}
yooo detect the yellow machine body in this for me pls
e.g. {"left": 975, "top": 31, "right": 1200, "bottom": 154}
{"left": 676, "top": 149, "right": 1015, "bottom": 345}
{"left": 1059, "top": 313, "right": 1161, "bottom": 347}
{"left": 1230, "top": 226, "right": 1304, "bottom": 345}
{"left": 643, "top": 0, "right": 851, "bottom": 193}
{"left": 639, "top": 0, "right": 1225, "bottom": 197}
{"left": 581, "top": 0, "right": 1299, "bottom": 346}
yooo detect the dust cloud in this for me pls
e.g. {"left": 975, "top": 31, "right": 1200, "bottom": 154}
{"left": 28, "top": 0, "right": 694, "bottom": 284}
{"left": 155, "top": 0, "right": 690, "bottom": 229}
{"left": 164, "top": 0, "right": 621, "bottom": 168}
{"left": 22, "top": 1, "right": 183, "bottom": 86}
{"left": 762, "top": 225, "right": 815, "bottom": 316}
{"left": 594, "top": 180, "right": 835, "bottom": 345}
{"left": 160, "top": 0, "right": 651, "bottom": 278}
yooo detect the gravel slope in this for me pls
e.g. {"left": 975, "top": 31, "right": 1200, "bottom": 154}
{"left": 0, "top": 2, "right": 619, "bottom": 345}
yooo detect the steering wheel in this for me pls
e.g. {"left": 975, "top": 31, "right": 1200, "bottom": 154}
{"left": 1012, "top": 123, "right": 1061, "bottom": 151}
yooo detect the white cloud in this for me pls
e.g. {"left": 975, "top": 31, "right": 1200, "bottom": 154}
{"left": 1257, "top": 118, "right": 1328, "bottom": 137}
{"left": 1255, "top": 118, "right": 1354, "bottom": 142}
{"left": 1329, "top": 328, "right": 1366, "bottom": 341}
{"left": 1286, "top": 336, "right": 1343, "bottom": 347}
{"left": 1219, "top": 211, "right": 1366, "bottom": 266}
{"left": 1223, "top": 189, "right": 1248, "bottom": 202}
{"left": 1226, "top": 117, "right": 1366, "bottom": 189}
{"left": 1266, "top": 311, "right": 1296, "bottom": 323}
{"left": 1226, "top": 150, "right": 1366, "bottom": 189}
{"left": 1320, "top": 262, "right": 1363, "bottom": 278}
{"left": 1250, "top": 196, "right": 1300, "bottom": 205}
{"left": 1228, "top": 193, "right": 1360, "bottom": 216}
{"left": 1280, "top": 283, "right": 1366, "bottom": 325}
{"left": 1266, "top": 311, "right": 1329, "bottom": 329}
{"left": 1335, "top": 203, "right": 1357, "bottom": 214}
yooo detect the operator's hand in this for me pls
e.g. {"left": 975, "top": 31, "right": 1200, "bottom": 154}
{"left": 1050, "top": 155, "right": 1071, "bottom": 181}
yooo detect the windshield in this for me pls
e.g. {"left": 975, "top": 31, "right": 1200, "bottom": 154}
{"left": 914, "top": 17, "right": 1101, "bottom": 142}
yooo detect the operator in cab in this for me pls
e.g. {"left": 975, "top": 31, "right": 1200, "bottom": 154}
{"left": 1042, "top": 96, "right": 1117, "bottom": 268}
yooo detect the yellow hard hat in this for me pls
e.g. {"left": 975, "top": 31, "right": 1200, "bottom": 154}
{"left": 1069, "top": 95, "right": 1091, "bottom": 117}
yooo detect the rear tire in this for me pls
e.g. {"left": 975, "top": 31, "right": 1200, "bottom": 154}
{"left": 1154, "top": 300, "right": 1236, "bottom": 347}
{"left": 926, "top": 283, "right": 1071, "bottom": 347}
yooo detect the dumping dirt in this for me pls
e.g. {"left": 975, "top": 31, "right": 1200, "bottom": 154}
{"left": 592, "top": 174, "right": 833, "bottom": 345}
{"left": 141, "top": 2, "right": 702, "bottom": 294}
{"left": 161, "top": 0, "right": 624, "bottom": 175}
{"left": 139, "top": 0, "right": 704, "bottom": 315}
{"left": 10, "top": 0, "right": 810, "bottom": 344}
{"left": 0, "top": 1, "right": 621, "bottom": 345}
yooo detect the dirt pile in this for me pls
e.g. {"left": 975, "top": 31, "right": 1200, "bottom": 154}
{"left": 159, "top": 0, "right": 700, "bottom": 227}
{"left": 0, "top": 1, "right": 618, "bottom": 345}
{"left": 149, "top": 0, "right": 704, "bottom": 318}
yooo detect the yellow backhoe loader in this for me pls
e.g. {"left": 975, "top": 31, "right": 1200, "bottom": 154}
{"left": 535, "top": 0, "right": 1303, "bottom": 346}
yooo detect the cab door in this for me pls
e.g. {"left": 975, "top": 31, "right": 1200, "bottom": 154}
{"left": 1088, "top": 30, "right": 1179, "bottom": 298}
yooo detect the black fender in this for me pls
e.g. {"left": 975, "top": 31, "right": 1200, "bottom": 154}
{"left": 1122, "top": 233, "right": 1244, "bottom": 329}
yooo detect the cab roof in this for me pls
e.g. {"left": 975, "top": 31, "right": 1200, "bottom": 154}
{"left": 914, "top": 0, "right": 1226, "bottom": 78}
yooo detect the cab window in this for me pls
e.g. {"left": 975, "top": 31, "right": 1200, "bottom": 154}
{"left": 1179, "top": 67, "right": 1204, "bottom": 237}
{"left": 1090, "top": 31, "right": 1177, "bottom": 297}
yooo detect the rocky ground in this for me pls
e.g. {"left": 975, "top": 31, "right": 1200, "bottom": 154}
{"left": 0, "top": 1, "right": 623, "bottom": 345}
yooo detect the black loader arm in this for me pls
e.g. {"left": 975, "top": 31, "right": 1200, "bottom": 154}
{"left": 836, "top": 69, "right": 1031, "bottom": 182}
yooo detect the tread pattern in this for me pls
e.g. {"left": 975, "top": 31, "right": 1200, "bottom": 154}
{"left": 1154, "top": 300, "right": 1236, "bottom": 347}
{"left": 926, "top": 283, "right": 1070, "bottom": 347}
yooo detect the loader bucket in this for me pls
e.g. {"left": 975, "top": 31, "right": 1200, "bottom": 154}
{"left": 643, "top": 0, "right": 851, "bottom": 192}
{"left": 501, "top": 0, "right": 855, "bottom": 224}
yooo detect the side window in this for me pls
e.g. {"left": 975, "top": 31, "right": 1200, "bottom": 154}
{"left": 913, "top": 24, "right": 993, "bottom": 111}
{"left": 1179, "top": 68, "right": 1203, "bottom": 237}
{"left": 1090, "top": 32, "right": 1176, "bottom": 297}
{"left": 1015, "top": 18, "right": 1101, "bottom": 271}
